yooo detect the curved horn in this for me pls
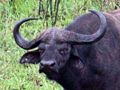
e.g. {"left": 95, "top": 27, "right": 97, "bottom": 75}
{"left": 13, "top": 17, "right": 40, "bottom": 50}
{"left": 60, "top": 9, "right": 107, "bottom": 44}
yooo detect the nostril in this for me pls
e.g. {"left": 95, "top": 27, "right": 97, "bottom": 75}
{"left": 50, "top": 62, "right": 55, "bottom": 67}
{"left": 40, "top": 62, "right": 44, "bottom": 66}
{"left": 40, "top": 60, "right": 56, "bottom": 67}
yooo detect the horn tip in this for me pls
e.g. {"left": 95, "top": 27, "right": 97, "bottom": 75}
{"left": 89, "top": 9, "right": 97, "bottom": 12}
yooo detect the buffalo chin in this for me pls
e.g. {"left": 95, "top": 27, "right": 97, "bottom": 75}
{"left": 39, "top": 68, "right": 59, "bottom": 80}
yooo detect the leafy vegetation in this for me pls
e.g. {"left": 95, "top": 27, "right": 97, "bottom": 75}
{"left": 0, "top": 0, "right": 119, "bottom": 90}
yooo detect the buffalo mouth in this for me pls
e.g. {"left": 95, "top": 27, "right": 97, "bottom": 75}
{"left": 39, "top": 66, "right": 59, "bottom": 80}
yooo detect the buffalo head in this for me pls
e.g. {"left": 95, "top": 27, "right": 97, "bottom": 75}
{"left": 13, "top": 10, "right": 107, "bottom": 80}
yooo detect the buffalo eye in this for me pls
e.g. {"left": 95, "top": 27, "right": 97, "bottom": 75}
{"left": 59, "top": 48, "right": 69, "bottom": 55}
{"left": 39, "top": 48, "right": 45, "bottom": 54}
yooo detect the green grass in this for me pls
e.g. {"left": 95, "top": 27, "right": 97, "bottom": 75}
{"left": 0, "top": 0, "right": 118, "bottom": 90}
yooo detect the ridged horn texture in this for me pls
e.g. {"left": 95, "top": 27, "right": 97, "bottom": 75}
{"left": 59, "top": 9, "right": 107, "bottom": 44}
{"left": 13, "top": 17, "right": 40, "bottom": 50}
{"left": 13, "top": 10, "right": 107, "bottom": 50}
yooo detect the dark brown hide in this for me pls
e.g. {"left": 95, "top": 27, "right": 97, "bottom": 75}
{"left": 64, "top": 10, "right": 120, "bottom": 89}
{"left": 109, "top": 9, "right": 120, "bottom": 21}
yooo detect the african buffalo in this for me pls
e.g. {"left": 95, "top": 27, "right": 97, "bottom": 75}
{"left": 13, "top": 9, "right": 120, "bottom": 90}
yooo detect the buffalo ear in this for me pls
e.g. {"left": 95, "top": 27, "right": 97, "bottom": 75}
{"left": 20, "top": 50, "right": 40, "bottom": 64}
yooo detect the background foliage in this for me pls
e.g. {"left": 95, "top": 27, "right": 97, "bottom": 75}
{"left": 0, "top": 0, "right": 119, "bottom": 90}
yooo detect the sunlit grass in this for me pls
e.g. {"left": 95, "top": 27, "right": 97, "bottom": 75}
{"left": 0, "top": 0, "right": 118, "bottom": 89}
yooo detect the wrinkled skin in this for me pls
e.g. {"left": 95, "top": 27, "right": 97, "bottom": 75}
{"left": 14, "top": 9, "right": 120, "bottom": 90}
